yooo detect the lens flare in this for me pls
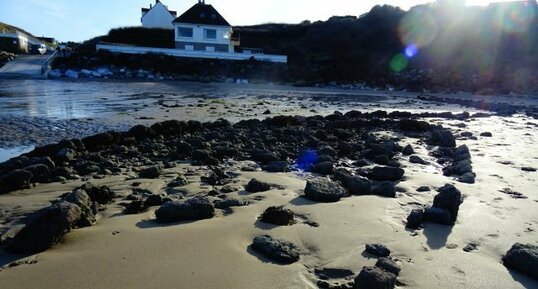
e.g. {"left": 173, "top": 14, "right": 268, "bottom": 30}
{"left": 390, "top": 54, "right": 409, "bottom": 72}
{"left": 296, "top": 149, "right": 318, "bottom": 171}
{"left": 405, "top": 44, "right": 419, "bottom": 58}
{"left": 493, "top": 3, "right": 535, "bottom": 33}
{"left": 398, "top": 7, "right": 438, "bottom": 48}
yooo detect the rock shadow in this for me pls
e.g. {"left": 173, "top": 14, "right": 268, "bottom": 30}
{"left": 289, "top": 196, "right": 318, "bottom": 206}
{"left": 507, "top": 268, "right": 538, "bottom": 289}
{"left": 0, "top": 249, "right": 33, "bottom": 268}
{"left": 423, "top": 222, "right": 453, "bottom": 250}
{"left": 135, "top": 218, "right": 199, "bottom": 229}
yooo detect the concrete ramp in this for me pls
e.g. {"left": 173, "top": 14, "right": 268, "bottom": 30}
{"left": 0, "top": 54, "right": 54, "bottom": 79}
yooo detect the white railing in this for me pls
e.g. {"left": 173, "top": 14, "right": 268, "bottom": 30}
{"left": 96, "top": 43, "right": 287, "bottom": 63}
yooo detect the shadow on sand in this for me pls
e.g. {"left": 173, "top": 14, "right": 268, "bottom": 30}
{"left": 0, "top": 249, "right": 33, "bottom": 268}
{"left": 289, "top": 196, "right": 318, "bottom": 206}
{"left": 422, "top": 222, "right": 453, "bottom": 250}
{"left": 507, "top": 267, "right": 538, "bottom": 289}
{"left": 135, "top": 218, "right": 200, "bottom": 229}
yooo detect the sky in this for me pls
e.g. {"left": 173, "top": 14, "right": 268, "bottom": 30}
{"left": 0, "top": 0, "right": 506, "bottom": 42}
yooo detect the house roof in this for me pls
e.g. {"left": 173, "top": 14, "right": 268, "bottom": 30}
{"left": 173, "top": 3, "right": 231, "bottom": 26}
{"left": 141, "top": 1, "right": 177, "bottom": 18}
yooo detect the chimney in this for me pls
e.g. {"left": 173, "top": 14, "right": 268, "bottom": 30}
{"left": 199, "top": 0, "right": 205, "bottom": 4}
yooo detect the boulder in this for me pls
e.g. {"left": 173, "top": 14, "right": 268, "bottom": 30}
{"left": 353, "top": 266, "right": 396, "bottom": 289}
{"left": 424, "top": 207, "right": 453, "bottom": 225}
{"left": 502, "top": 243, "right": 538, "bottom": 280}
{"left": 260, "top": 206, "right": 294, "bottom": 226}
{"left": 402, "top": 144, "right": 414, "bottom": 156}
{"left": 365, "top": 243, "right": 391, "bottom": 257}
{"left": 262, "top": 161, "right": 289, "bottom": 172}
{"left": 214, "top": 198, "right": 249, "bottom": 209}
{"left": 0, "top": 169, "right": 33, "bottom": 194}
{"left": 245, "top": 178, "right": 271, "bottom": 193}
{"left": 311, "top": 161, "right": 334, "bottom": 175}
{"left": 63, "top": 189, "right": 96, "bottom": 227}
{"left": 3, "top": 201, "right": 82, "bottom": 254}
{"left": 409, "top": 156, "right": 428, "bottom": 165}
{"left": 77, "top": 183, "right": 114, "bottom": 204}
{"left": 370, "top": 166, "right": 404, "bottom": 181}
{"left": 251, "top": 235, "right": 300, "bottom": 264}
{"left": 155, "top": 196, "right": 215, "bottom": 223}
{"left": 431, "top": 130, "right": 456, "bottom": 148}
{"left": 304, "top": 178, "right": 346, "bottom": 202}
{"left": 480, "top": 132, "right": 493, "bottom": 137}
{"left": 454, "top": 145, "right": 471, "bottom": 161}
{"left": 375, "top": 257, "right": 401, "bottom": 276}
{"left": 372, "top": 181, "right": 396, "bottom": 198}
{"left": 432, "top": 184, "right": 462, "bottom": 224}
{"left": 458, "top": 172, "right": 476, "bottom": 184}
{"left": 56, "top": 148, "right": 77, "bottom": 162}
{"left": 406, "top": 208, "right": 424, "bottom": 229}
{"left": 24, "top": 164, "right": 51, "bottom": 182}
{"left": 139, "top": 165, "right": 163, "bottom": 179}
{"left": 346, "top": 176, "right": 373, "bottom": 195}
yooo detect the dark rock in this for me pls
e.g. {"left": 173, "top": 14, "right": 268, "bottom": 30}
{"left": 168, "top": 176, "right": 188, "bottom": 187}
{"left": 353, "top": 266, "right": 396, "bottom": 289}
{"left": 139, "top": 165, "right": 163, "bottom": 179}
{"left": 0, "top": 169, "right": 33, "bottom": 194}
{"left": 372, "top": 155, "right": 389, "bottom": 165}
{"left": 370, "top": 166, "right": 404, "bottom": 181}
{"left": 3, "top": 201, "right": 82, "bottom": 254}
{"left": 431, "top": 130, "right": 456, "bottom": 148}
{"left": 521, "top": 167, "right": 537, "bottom": 172}
{"left": 463, "top": 243, "right": 479, "bottom": 252}
{"left": 245, "top": 178, "right": 271, "bottom": 193}
{"left": 143, "top": 194, "right": 166, "bottom": 207}
{"left": 214, "top": 198, "right": 249, "bottom": 209}
{"left": 63, "top": 189, "right": 96, "bottom": 227}
{"left": 24, "top": 164, "right": 51, "bottom": 182}
{"left": 260, "top": 206, "right": 294, "bottom": 226}
{"left": 432, "top": 184, "right": 462, "bottom": 224}
{"left": 56, "top": 148, "right": 77, "bottom": 162}
{"left": 77, "top": 183, "right": 114, "bottom": 204}
{"left": 406, "top": 208, "right": 424, "bottom": 229}
{"left": 155, "top": 196, "right": 215, "bottom": 223}
{"left": 251, "top": 150, "right": 279, "bottom": 164}
{"left": 251, "top": 235, "right": 300, "bottom": 264}
{"left": 454, "top": 145, "right": 471, "bottom": 161}
{"left": 304, "top": 178, "right": 346, "bottom": 202}
{"left": 375, "top": 257, "right": 401, "bottom": 276}
{"left": 409, "top": 156, "right": 428, "bottom": 165}
{"left": 315, "top": 268, "right": 355, "bottom": 280}
{"left": 402, "top": 144, "right": 414, "bottom": 156}
{"left": 458, "top": 172, "right": 476, "bottom": 184}
{"left": 423, "top": 207, "right": 453, "bottom": 225}
{"left": 417, "top": 186, "right": 431, "bottom": 192}
{"left": 480, "top": 132, "right": 493, "bottom": 137}
{"left": 82, "top": 133, "right": 116, "bottom": 150}
{"left": 262, "top": 161, "right": 289, "bottom": 172}
{"left": 372, "top": 182, "right": 396, "bottom": 198}
{"left": 311, "top": 161, "right": 334, "bottom": 175}
{"left": 346, "top": 176, "right": 372, "bottom": 196}
{"left": 123, "top": 200, "right": 144, "bottom": 215}
{"left": 192, "top": 149, "right": 219, "bottom": 165}
{"left": 502, "top": 243, "right": 538, "bottom": 280}
{"left": 365, "top": 243, "right": 391, "bottom": 257}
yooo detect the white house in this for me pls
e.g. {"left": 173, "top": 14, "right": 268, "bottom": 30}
{"left": 141, "top": 0, "right": 177, "bottom": 29}
{"left": 172, "top": 0, "right": 237, "bottom": 53}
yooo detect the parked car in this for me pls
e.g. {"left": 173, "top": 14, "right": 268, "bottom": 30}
{"left": 30, "top": 44, "right": 47, "bottom": 55}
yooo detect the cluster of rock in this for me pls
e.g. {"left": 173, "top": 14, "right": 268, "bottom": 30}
{"left": 406, "top": 184, "right": 463, "bottom": 228}
{"left": 0, "top": 183, "right": 111, "bottom": 254}
{"left": 0, "top": 111, "right": 447, "bottom": 196}
{"left": 429, "top": 129, "right": 476, "bottom": 184}
{"left": 0, "top": 51, "right": 16, "bottom": 67}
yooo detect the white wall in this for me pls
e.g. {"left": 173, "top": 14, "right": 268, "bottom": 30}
{"left": 141, "top": 2, "right": 175, "bottom": 29}
{"left": 96, "top": 43, "right": 288, "bottom": 63}
{"left": 174, "top": 23, "right": 233, "bottom": 52}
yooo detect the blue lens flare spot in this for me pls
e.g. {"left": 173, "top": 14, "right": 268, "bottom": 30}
{"left": 296, "top": 149, "right": 318, "bottom": 171}
{"left": 405, "top": 44, "right": 419, "bottom": 58}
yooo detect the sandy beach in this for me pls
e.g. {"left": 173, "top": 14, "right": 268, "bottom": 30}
{"left": 0, "top": 79, "right": 537, "bottom": 289}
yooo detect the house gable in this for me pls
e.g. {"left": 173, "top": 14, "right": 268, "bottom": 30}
{"left": 173, "top": 2, "right": 231, "bottom": 27}
{"left": 141, "top": 1, "right": 177, "bottom": 29}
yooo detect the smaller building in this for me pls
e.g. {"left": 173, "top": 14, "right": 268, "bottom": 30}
{"left": 0, "top": 30, "right": 44, "bottom": 54}
{"left": 173, "top": 0, "right": 237, "bottom": 53}
{"left": 141, "top": 0, "right": 177, "bottom": 29}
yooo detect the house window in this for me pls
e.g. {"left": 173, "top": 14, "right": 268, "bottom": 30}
{"left": 177, "top": 27, "right": 193, "bottom": 38}
{"left": 205, "top": 29, "right": 217, "bottom": 40}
